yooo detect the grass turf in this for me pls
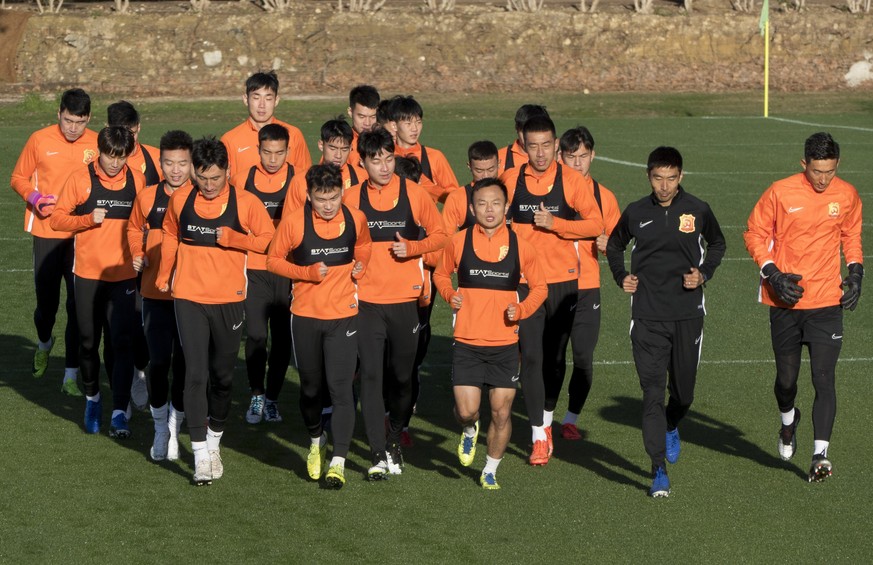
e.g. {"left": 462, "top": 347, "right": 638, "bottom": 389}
{"left": 0, "top": 92, "right": 871, "bottom": 562}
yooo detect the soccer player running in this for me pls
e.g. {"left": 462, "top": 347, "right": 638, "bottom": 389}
{"left": 744, "top": 132, "right": 863, "bottom": 483}
{"left": 156, "top": 137, "right": 275, "bottom": 485}
{"left": 554, "top": 126, "right": 622, "bottom": 441}
{"left": 267, "top": 164, "right": 372, "bottom": 488}
{"left": 50, "top": 126, "right": 146, "bottom": 439}
{"left": 496, "top": 104, "right": 550, "bottom": 175}
{"left": 221, "top": 70, "right": 312, "bottom": 178}
{"left": 230, "top": 124, "right": 296, "bottom": 426}
{"left": 434, "top": 178, "right": 547, "bottom": 490}
{"left": 499, "top": 116, "right": 604, "bottom": 466}
{"left": 343, "top": 128, "right": 447, "bottom": 479}
{"left": 442, "top": 141, "right": 502, "bottom": 233}
{"left": 346, "top": 84, "right": 380, "bottom": 168}
{"left": 127, "top": 130, "right": 194, "bottom": 461}
{"left": 11, "top": 88, "right": 97, "bottom": 394}
{"left": 606, "top": 146, "right": 725, "bottom": 498}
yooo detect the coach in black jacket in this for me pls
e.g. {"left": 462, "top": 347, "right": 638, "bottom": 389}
{"left": 606, "top": 146, "right": 726, "bottom": 498}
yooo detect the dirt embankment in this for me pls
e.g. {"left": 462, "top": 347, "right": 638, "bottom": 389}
{"left": 3, "top": 6, "right": 873, "bottom": 95}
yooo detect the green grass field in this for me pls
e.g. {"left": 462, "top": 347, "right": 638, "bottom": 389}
{"left": 1, "top": 92, "right": 871, "bottom": 562}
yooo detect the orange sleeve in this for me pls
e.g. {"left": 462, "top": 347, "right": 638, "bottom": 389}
{"left": 127, "top": 187, "right": 151, "bottom": 259}
{"left": 156, "top": 188, "right": 185, "bottom": 290}
{"left": 10, "top": 133, "right": 40, "bottom": 202}
{"left": 433, "top": 234, "right": 461, "bottom": 305}
{"left": 516, "top": 239, "right": 548, "bottom": 320}
{"left": 841, "top": 187, "right": 863, "bottom": 265}
{"left": 289, "top": 126, "right": 313, "bottom": 172}
{"left": 351, "top": 207, "right": 373, "bottom": 279}
{"left": 48, "top": 171, "right": 95, "bottom": 233}
{"left": 442, "top": 188, "right": 467, "bottom": 234}
{"left": 265, "top": 211, "right": 322, "bottom": 281}
{"left": 602, "top": 187, "right": 622, "bottom": 235}
{"left": 218, "top": 192, "right": 275, "bottom": 253}
{"left": 403, "top": 184, "right": 448, "bottom": 258}
{"left": 743, "top": 184, "right": 778, "bottom": 268}
{"left": 550, "top": 173, "right": 604, "bottom": 239}
{"left": 281, "top": 173, "right": 309, "bottom": 216}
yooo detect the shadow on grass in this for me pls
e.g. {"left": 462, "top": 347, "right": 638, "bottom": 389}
{"left": 600, "top": 394, "right": 807, "bottom": 481}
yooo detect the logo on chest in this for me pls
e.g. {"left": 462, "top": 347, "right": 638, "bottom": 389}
{"left": 678, "top": 214, "right": 696, "bottom": 234}
{"left": 828, "top": 202, "right": 840, "bottom": 217}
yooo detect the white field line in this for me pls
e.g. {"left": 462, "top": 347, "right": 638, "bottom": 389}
{"left": 700, "top": 116, "right": 873, "bottom": 133}
{"left": 419, "top": 357, "right": 873, "bottom": 369}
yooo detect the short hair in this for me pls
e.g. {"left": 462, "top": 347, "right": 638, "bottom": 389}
{"left": 107, "top": 100, "right": 140, "bottom": 129}
{"left": 522, "top": 115, "right": 556, "bottom": 140}
{"left": 514, "top": 104, "right": 549, "bottom": 132}
{"left": 376, "top": 98, "right": 397, "bottom": 125}
{"left": 320, "top": 118, "right": 354, "bottom": 144}
{"left": 392, "top": 96, "right": 423, "bottom": 121}
{"left": 59, "top": 88, "right": 91, "bottom": 117}
{"left": 804, "top": 132, "right": 840, "bottom": 161}
{"left": 159, "top": 130, "right": 194, "bottom": 155}
{"left": 192, "top": 136, "right": 229, "bottom": 172}
{"left": 349, "top": 84, "right": 380, "bottom": 110}
{"left": 467, "top": 140, "right": 499, "bottom": 163}
{"left": 306, "top": 163, "right": 343, "bottom": 195}
{"left": 394, "top": 156, "right": 422, "bottom": 183}
{"left": 559, "top": 126, "right": 595, "bottom": 154}
{"left": 258, "top": 123, "right": 290, "bottom": 145}
{"left": 245, "top": 70, "right": 279, "bottom": 95}
{"left": 646, "top": 146, "right": 683, "bottom": 173}
{"left": 358, "top": 128, "right": 394, "bottom": 161}
{"left": 470, "top": 177, "right": 508, "bottom": 203}
{"left": 97, "top": 126, "right": 136, "bottom": 158}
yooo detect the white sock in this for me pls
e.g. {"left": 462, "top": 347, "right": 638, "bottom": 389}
{"left": 463, "top": 424, "right": 477, "bottom": 437}
{"left": 192, "top": 441, "right": 208, "bottom": 464}
{"left": 543, "top": 410, "right": 554, "bottom": 427}
{"left": 169, "top": 406, "right": 185, "bottom": 435}
{"left": 562, "top": 411, "right": 579, "bottom": 425}
{"left": 38, "top": 338, "right": 53, "bottom": 351}
{"left": 63, "top": 367, "right": 78, "bottom": 382}
{"left": 111, "top": 409, "right": 126, "bottom": 419}
{"left": 151, "top": 404, "right": 169, "bottom": 432}
{"left": 483, "top": 455, "right": 502, "bottom": 475}
{"left": 780, "top": 409, "right": 796, "bottom": 426}
{"left": 86, "top": 392, "right": 101, "bottom": 403}
{"left": 133, "top": 368, "right": 146, "bottom": 380}
{"left": 321, "top": 406, "right": 333, "bottom": 415}
{"left": 814, "top": 440, "right": 829, "bottom": 457}
{"left": 329, "top": 456, "right": 345, "bottom": 469}
{"left": 532, "top": 425, "right": 546, "bottom": 442}
{"left": 311, "top": 432, "right": 327, "bottom": 447}
{"left": 206, "top": 427, "right": 223, "bottom": 451}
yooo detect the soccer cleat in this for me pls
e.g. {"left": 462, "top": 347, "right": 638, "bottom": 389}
{"left": 808, "top": 453, "right": 833, "bottom": 483}
{"left": 561, "top": 423, "right": 582, "bottom": 441}
{"left": 457, "top": 421, "right": 479, "bottom": 467}
{"left": 778, "top": 408, "right": 801, "bottom": 461}
{"left": 109, "top": 413, "right": 131, "bottom": 439}
{"left": 84, "top": 398, "right": 102, "bottom": 434}
{"left": 480, "top": 472, "right": 501, "bottom": 490}
{"left": 400, "top": 429, "right": 414, "bottom": 448}
{"left": 210, "top": 449, "right": 223, "bottom": 480}
{"left": 545, "top": 426, "right": 554, "bottom": 456}
{"left": 150, "top": 431, "right": 170, "bottom": 461}
{"left": 367, "top": 459, "right": 389, "bottom": 481}
{"left": 387, "top": 442, "right": 404, "bottom": 475}
{"left": 32, "top": 337, "right": 54, "bottom": 378}
{"left": 307, "top": 440, "right": 328, "bottom": 480}
{"left": 649, "top": 466, "right": 671, "bottom": 498}
{"left": 61, "top": 379, "right": 83, "bottom": 397}
{"left": 130, "top": 369, "right": 149, "bottom": 411}
{"left": 666, "top": 428, "right": 681, "bottom": 464}
{"left": 246, "top": 395, "right": 264, "bottom": 424}
{"left": 325, "top": 465, "right": 346, "bottom": 489}
{"left": 529, "top": 440, "right": 550, "bottom": 466}
{"left": 193, "top": 458, "right": 213, "bottom": 486}
{"left": 263, "top": 401, "right": 282, "bottom": 423}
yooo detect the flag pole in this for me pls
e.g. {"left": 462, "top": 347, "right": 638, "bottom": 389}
{"left": 764, "top": 19, "right": 770, "bottom": 117}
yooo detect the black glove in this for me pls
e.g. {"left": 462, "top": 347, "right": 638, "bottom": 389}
{"left": 840, "top": 263, "right": 864, "bottom": 311}
{"left": 762, "top": 263, "right": 804, "bottom": 306}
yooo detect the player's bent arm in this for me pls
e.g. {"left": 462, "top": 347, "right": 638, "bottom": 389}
{"left": 48, "top": 180, "right": 95, "bottom": 233}
{"left": 126, "top": 194, "right": 148, "bottom": 260}
{"left": 699, "top": 206, "right": 727, "bottom": 280}
{"left": 156, "top": 197, "right": 182, "bottom": 290}
{"left": 404, "top": 189, "right": 448, "bottom": 257}
{"left": 606, "top": 213, "right": 632, "bottom": 287}
{"left": 10, "top": 138, "right": 40, "bottom": 200}
{"left": 219, "top": 196, "right": 275, "bottom": 253}
{"left": 840, "top": 192, "right": 864, "bottom": 265}
{"left": 743, "top": 186, "right": 778, "bottom": 266}
{"left": 351, "top": 209, "right": 373, "bottom": 279}
{"left": 550, "top": 178, "right": 605, "bottom": 239}
{"left": 432, "top": 239, "right": 460, "bottom": 305}
{"left": 516, "top": 242, "right": 548, "bottom": 320}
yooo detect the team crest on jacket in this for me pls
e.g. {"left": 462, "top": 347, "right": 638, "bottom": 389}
{"left": 828, "top": 202, "right": 840, "bottom": 217}
{"left": 678, "top": 214, "right": 695, "bottom": 233}
{"left": 140, "top": 163, "right": 147, "bottom": 174}
{"left": 83, "top": 149, "right": 96, "bottom": 164}
{"left": 498, "top": 245, "right": 509, "bottom": 261}
{"left": 344, "top": 178, "right": 352, "bottom": 189}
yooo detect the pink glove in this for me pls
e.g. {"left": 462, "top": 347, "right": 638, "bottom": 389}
{"left": 27, "top": 192, "right": 57, "bottom": 218}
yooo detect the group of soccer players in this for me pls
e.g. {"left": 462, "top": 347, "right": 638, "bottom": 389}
{"left": 11, "top": 73, "right": 863, "bottom": 496}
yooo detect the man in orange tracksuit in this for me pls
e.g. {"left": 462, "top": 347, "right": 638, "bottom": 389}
{"left": 744, "top": 132, "right": 863, "bottom": 483}
{"left": 390, "top": 96, "right": 459, "bottom": 203}
{"left": 554, "top": 126, "right": 622, "bottom": 441}
{"left": 499, "top": 115, "right": 604, "bottom": 466}
{"left": 441, "top": 141, "right": 502, "bottom": 234}
{"left": 221, "top": 70, "right": 312, "bottom": 178}
{"left": 157, "top": 137, "right": 275, "bottom": 486}
{"left": 229, "top": 123, "right": 295, "bottom": 426}
{"left": 496, "top": 104, "right": 550, "bottom": 176}
{"left": 127, "top": 130, "right": 194, "bottom": 461}
{"left": 50, "top": 126, "right": 145, "bottom": 439}
{"left": 267, "top": 164, "right": 372, "bottom": 488}
{"left": 10, "top": 88, "right": 97, "bottom": 392}
{"left": 434, "top": 178, "right": 547, "bottom": 490}
{"left": 346, "top": 84, "right": 380, "bottom": 169}
{"left": 343, "top": 128, "right": 447, "bottom": 479}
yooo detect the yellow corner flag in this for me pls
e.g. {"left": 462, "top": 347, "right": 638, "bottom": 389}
{"left": 760, "top": 0, "right": 770, "bottom": 116}
{"left": 759, "top": 0, "right": 769, "bottom": 35}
